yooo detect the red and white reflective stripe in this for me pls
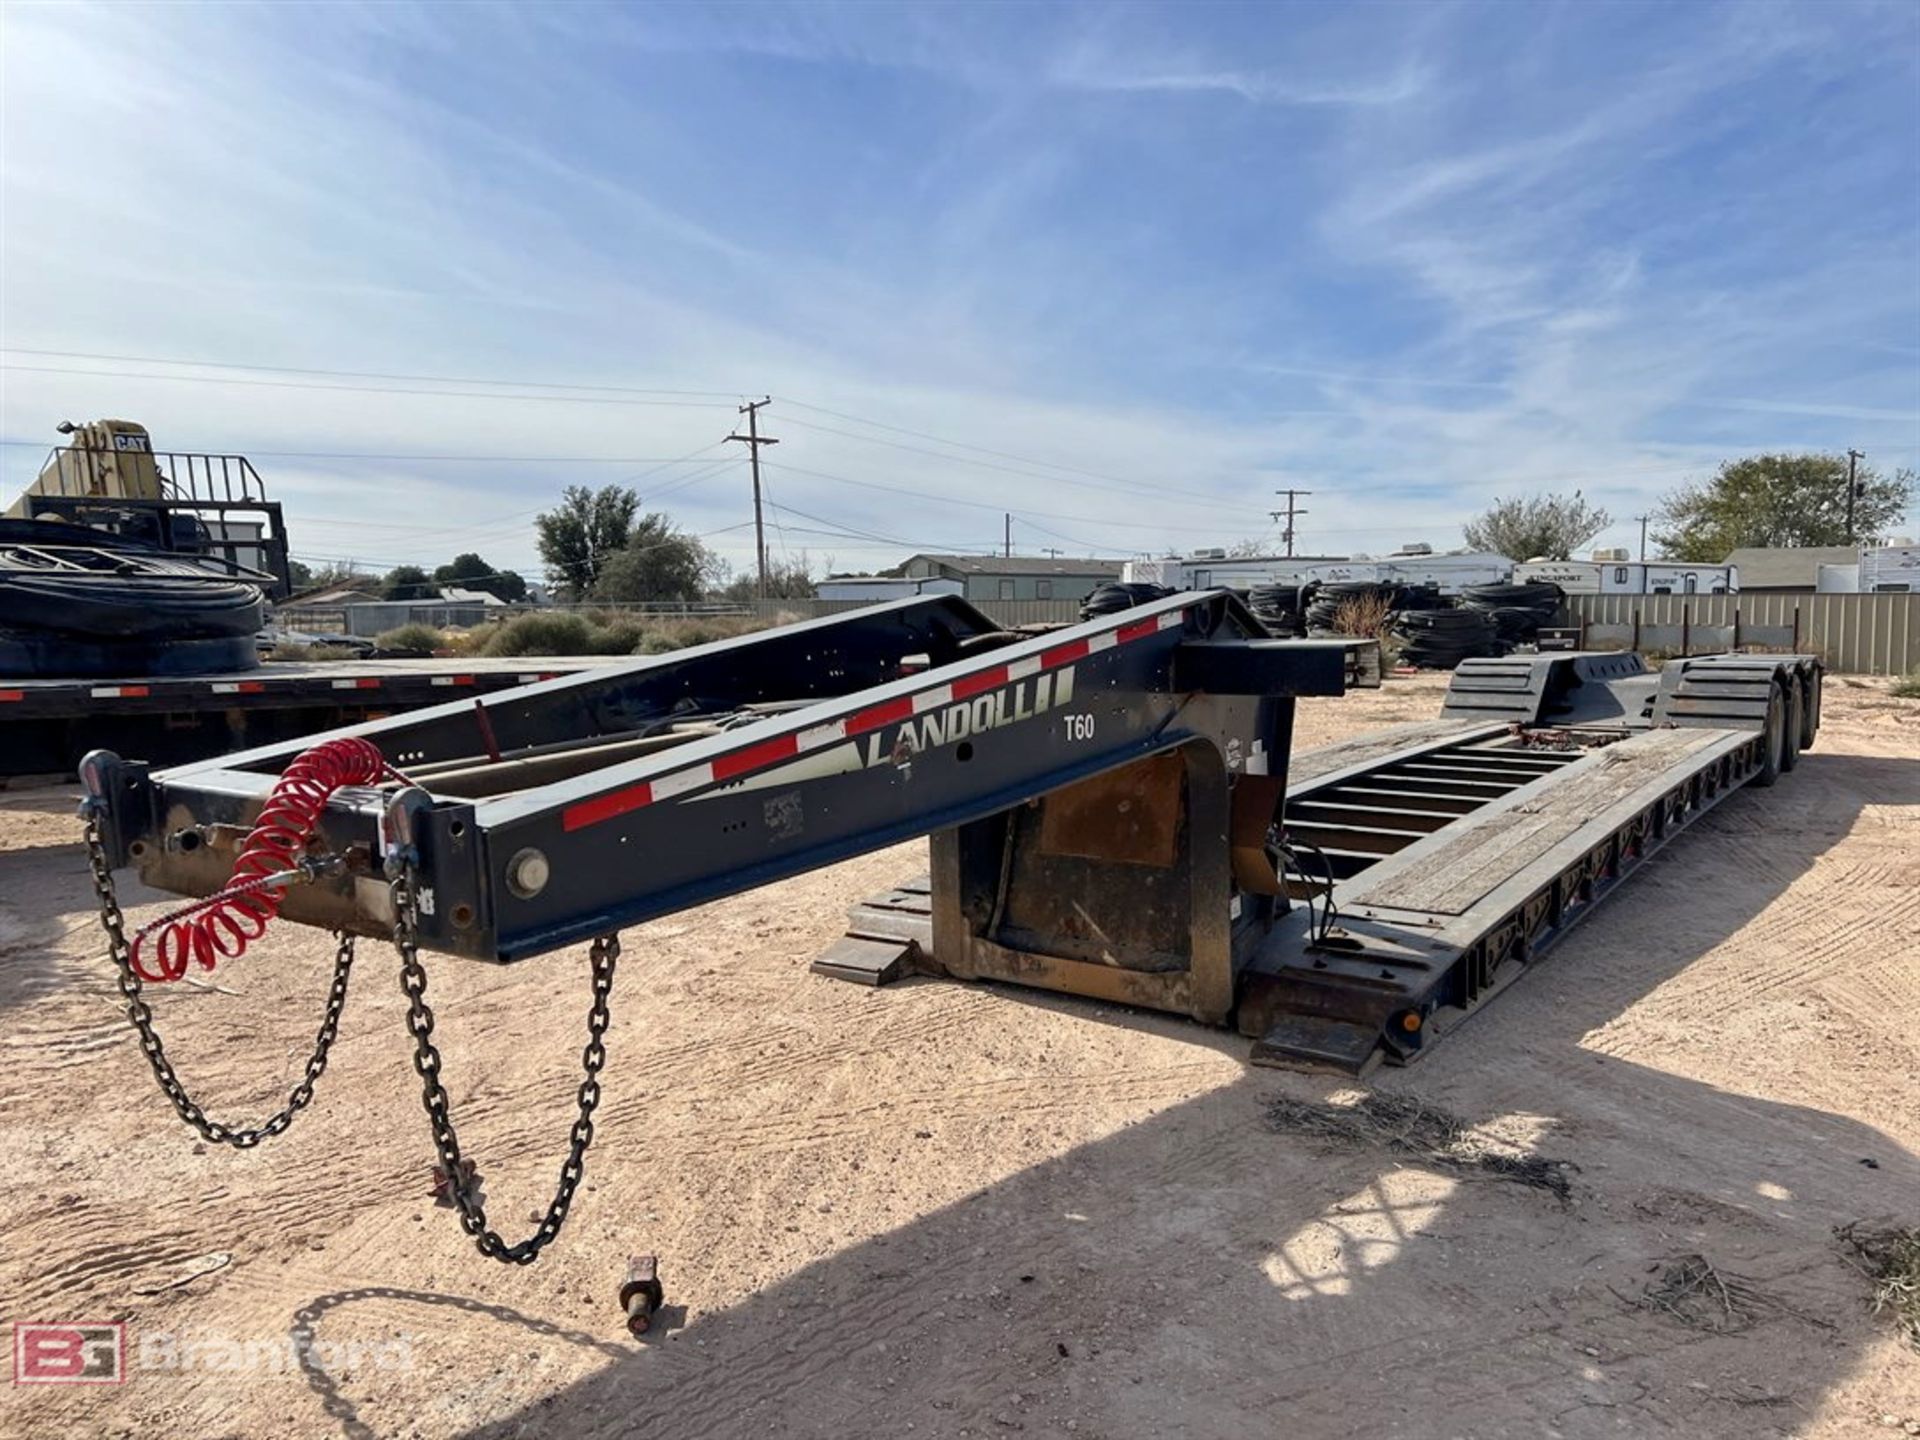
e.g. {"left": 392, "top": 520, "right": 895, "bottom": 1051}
{"left": 562, "top": 605, "right": 1188, "bottom": 832}
{"left": 331, "top": 678, "right": 382, "bottom": 690}
{"left": 430, "top": 675, "right": 476, "bottom": 687}
{"left": 89, "top": 685, "right": 151, "bottom": 699}
{"left": 210, "top": 681, "right": 267, "bottom": 694}
{"left": 0, "top": 690, "right": 23, "bottom": 703}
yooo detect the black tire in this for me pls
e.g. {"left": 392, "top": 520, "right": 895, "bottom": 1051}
{"left": 1750, "top": 684, "right": 1784, "bottom": 787}
{"left": 1798, "top": 670, "right": 1820, "bottom": 750}
{"left": 1780, "top": 679, "right": 1803, "bottom": 772}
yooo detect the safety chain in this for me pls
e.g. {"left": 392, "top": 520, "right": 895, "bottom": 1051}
{"left": 390, "top": 858, "right": 617, "bottom": 1266}
{"left": 82, "top": 811, "right": 356, "bottom": 1148}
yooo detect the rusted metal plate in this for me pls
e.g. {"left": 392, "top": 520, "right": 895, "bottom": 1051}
{"left": 1037, "top": 750, "right": 1184, "bottom": 868}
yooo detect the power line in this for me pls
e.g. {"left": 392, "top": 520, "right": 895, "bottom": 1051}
{"left": 285, "top": 450, "right": 742, "bottom": 550}
{"left": 765, "top": 499, "right": 999, "bottom": 554}
{"left": 290, "top": 521, "right": 757, "bottom": 583}
{"left": 758, "top": 459, "right": 1270, "bottom": 534}
{"left": 0, "top": 364, "right": 735, "bottom": 409}
{"left": 780, "top": 397, "right": 1176, "bottom": 490}
{"left": 0, "top": 439, "right": 752, "bottom": 462}
{"left": 0, "top": 348, "right": 742, "bottom": 398}
{"left": 775, "top": 412, "right": 1190, "bottom": 504}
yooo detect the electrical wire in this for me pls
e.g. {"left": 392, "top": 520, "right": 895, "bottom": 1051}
{"left": 0, "top": 364, "right": 735, "bottom": 409}
{"left": 0, "top": 348, "right": 742, "bottom": 398}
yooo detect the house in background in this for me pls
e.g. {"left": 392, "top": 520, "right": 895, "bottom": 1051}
{"left": 899, "top": 553, "right": 1126, "bottom": 602}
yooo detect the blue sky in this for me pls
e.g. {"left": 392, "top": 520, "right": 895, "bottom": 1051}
{"left": 3, "top": 0, "right": 1916, "bottom": 582}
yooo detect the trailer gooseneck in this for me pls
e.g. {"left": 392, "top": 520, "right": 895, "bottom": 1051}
{"left": 77, "top": 592, "right": 1821, "bottom": 1269}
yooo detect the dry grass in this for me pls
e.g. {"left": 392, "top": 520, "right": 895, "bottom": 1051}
{"left": 1621, "top": 1253, "right": 1830, "bottom": 1335}
{"left": 1836, "top": 1221, "right": 1920, "bottom": 1351}
{"left": 372, "top": 622, "right": 449, "bottom": 653}
{"left": 1264, "top": 1091, "right": 1575, "bottom": 1200}
{"left": 1893, "top": 668, "right": 1920, "bottom": 699}
{"left": 1329, "top": 591, "right": 1396, "bottom": 639}
{"left": 457, "top": 610, "right": 777, "bottom": 658}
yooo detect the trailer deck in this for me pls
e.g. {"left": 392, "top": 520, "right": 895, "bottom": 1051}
{"left": 1237, "top": 719, "right": 1772, "bottom": 1069}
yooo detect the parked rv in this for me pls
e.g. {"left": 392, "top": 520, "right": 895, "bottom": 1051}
{"left": 1513, "top": 555, "right": 1738, "bottom": 595}
{"left": 1859, "top": 544, "right": 1919, "bottom": 593}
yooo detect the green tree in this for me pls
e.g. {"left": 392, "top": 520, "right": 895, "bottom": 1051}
{"left": 432, "top": 551, "right": 527, "bottom": 603}
{"left": 286, "top": 559, "right": 314, "bottom": 591}
{"left": 1462, "top": 491, "right": 1611, "bottom": 561}
{"left": 591, "top": 513, "right": 721, "bottom": 602}
{"left": 382, "top": 564, "right": 434, "bottom": 600}
{"left": 535, "top": 484, "right": 639, "bottom": 600}
{"left": 1653, "top": 454, "right": 1917, "bottom": 561}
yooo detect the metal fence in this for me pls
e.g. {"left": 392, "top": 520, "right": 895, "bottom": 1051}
{"left": 1563, "top": 591, "right": 1918, "bottom": 675}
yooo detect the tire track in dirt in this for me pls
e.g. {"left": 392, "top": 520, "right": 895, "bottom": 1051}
{"left": 604, "top": 1103, "right": 1273, "bottom": 1438}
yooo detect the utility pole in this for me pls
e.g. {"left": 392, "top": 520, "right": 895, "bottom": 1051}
{"left": 1634, "top": 514, "right": 1649, "bottom": 563}
{"left": 1040, "top": 547, "right": 1063, "bottom": 559}
{"left": 1270, "top": 489, "right": 1312, "bottom": 558}
{"left": 1846, "top": 449, "right": 1865, "bottom": 544}
{"left": 1004, "top": 513, "right": 1012, "bottom": 559}
{"left": 726, "top": 398, "right": 777, "bottom": 599}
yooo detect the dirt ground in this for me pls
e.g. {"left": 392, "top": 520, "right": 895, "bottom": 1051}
{"left": 2, "top": 673, "right": 1916, "bottom": 1439}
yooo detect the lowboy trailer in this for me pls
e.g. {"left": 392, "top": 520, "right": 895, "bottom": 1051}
{"left": 83, "top": 591, "right": 1820, "bottom": 1080}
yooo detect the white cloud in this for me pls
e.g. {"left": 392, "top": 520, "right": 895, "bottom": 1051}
{"left": 2, "top": 0, "right": 1915, "bottom": 584}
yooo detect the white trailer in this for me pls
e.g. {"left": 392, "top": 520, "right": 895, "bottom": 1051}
{"left": 1860, "top": 545, "right": 1920, "bottom": 593}
{"left": 1513, "top": 560, "right": 1738, "bottom": 595}
{"left": 1126, "top": 554, "right": 1343, "bottom": 590}
{"left": 1319, "top": 549, "right": 1513, "bottom": 595}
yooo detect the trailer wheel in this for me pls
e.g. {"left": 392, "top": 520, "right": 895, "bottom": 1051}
{"left": 1798, "top": 669, "right": 1820, "bottom": 750}
{"left": 1779, "top": 679, "right": 1803, "bottom": 772}
{"left": 1750, "top": 684, "right": 1784, "bottom": 788}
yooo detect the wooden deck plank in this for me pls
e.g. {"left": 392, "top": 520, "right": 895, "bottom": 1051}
{"left": 1350, "top": 728, "right": 1730, "bottom": 916}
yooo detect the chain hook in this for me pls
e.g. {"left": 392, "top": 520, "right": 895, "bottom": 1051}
{"left": 389, "top": 853, "right": 617, "bottom": 1265}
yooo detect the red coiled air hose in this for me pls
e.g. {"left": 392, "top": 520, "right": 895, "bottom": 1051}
{"left": 130, "top": 736, "right": 409, "bottom": 983}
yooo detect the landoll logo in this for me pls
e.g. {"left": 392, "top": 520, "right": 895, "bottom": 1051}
{"left": 12, "top": 1322, "right": 126, "bottom": 1385}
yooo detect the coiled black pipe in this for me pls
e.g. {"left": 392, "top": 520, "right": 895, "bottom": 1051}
{"left": 1459, "top": 581, "right": 1563, "bottom": 643}
{"left": 1388, "top": 606, "right": 1501, "bottom": 670}
{"left": 1079, "top": 581, "right": 1174, "bottom": 619}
